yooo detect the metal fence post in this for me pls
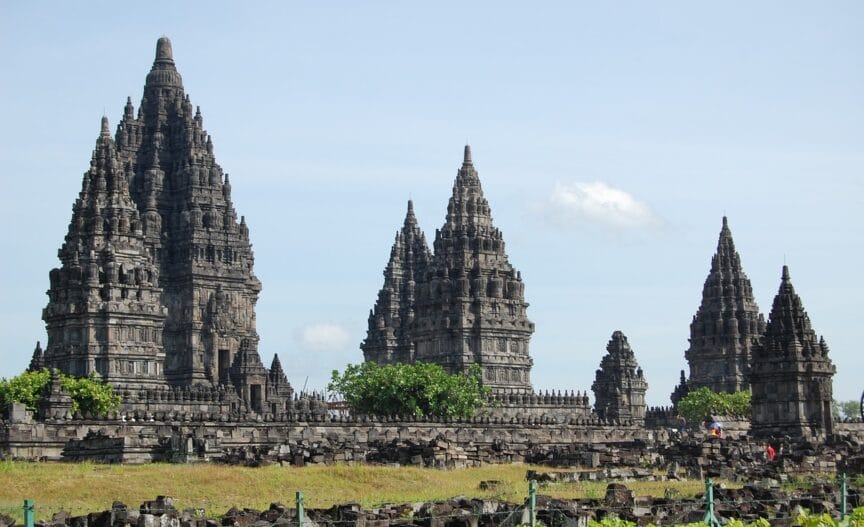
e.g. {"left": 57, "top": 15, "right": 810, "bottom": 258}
{"left": 840, "top": 472, "right": 848, "bottom": 521}
{"left": 703, "top": 478, "right": 721, "bottom": 527}
{"left": 296, "top": 491, "right": 304, "bottom": 527}
{"left": 528, "top": 480, "right": 537, "bottom": 527}
{"left": 23, "top": 499, "right": 34, "bottom": 527}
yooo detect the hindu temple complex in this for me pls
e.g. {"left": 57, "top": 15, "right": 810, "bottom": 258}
{"left": 1, "top": 37, "right": 855, "bottom": 464}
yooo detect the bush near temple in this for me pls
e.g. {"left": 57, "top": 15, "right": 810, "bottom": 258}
{"left": 328, "top": 361, "right": 490, "bottom": 419}
{"left": 677, "top": 387, "right": 751, "bottom": 425}
{"left": 0, "top": 369, "right": 120, "bottom": 418}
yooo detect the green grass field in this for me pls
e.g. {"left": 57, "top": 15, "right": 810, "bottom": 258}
{"left": 0, "top": 462, "right": 710, "bottom": 521}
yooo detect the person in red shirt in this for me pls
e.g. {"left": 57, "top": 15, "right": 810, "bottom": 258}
{"left": 765, "top": 443, "right": 776, "bottom": 461}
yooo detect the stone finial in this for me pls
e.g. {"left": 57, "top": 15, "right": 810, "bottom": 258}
{"left": 404, "top": 199, "right": 417, "bottom": 227}
{"left": 155, "top": 37, "right": 174, "bottom": 62}
{"left": 782, "top": 264, "right": 790, "bottom": 282}
{"left": 100, "top": 116, "right": 110, "bottom": 137}
{"left": 463, "top": 144, "right": 472, "bottom": 165}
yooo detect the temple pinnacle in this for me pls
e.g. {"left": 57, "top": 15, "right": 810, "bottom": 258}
{"left": 155, "top": 37, "right": 174, "bottom": 63}
{"left": 100, "top": 116, "right": 110, "bottom": 137}
{"left": 463, "top": 144, "right": 472, "bottom": 166}
{"left": 782, "top": 264, "right": 790, "bottom": 281}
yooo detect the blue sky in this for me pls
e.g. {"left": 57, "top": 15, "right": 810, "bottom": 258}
{"left": 1, "top": 2, "right": 861, "bottom": 406}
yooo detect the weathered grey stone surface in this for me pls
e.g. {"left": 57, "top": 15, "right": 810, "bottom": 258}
{"left": 750, "top": 265, "right": 836, "bottom": 440}
{"left": 114, "top": 38, "right": 262, "bottom": 387}
{"left": 21, "top": 37, "right": 850, "bottom": 460}
{"left": 362, "top": 200, "right": 431, "bottom": 365}
{"left": 684, "top": 217, "right": 765, "bottom": 394}
{"left": 364, "top": 146, "right": 534, "bottom": 394}
{"left": 40, "top": 37, "right": 287, "bottom": 412}
{"left": 43, "top": 116, "right": 168, "bottom": 389}
{"left": 592, "top": 331, "right": 648, "bottom": 423}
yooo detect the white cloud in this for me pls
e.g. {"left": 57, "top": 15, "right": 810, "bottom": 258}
{"left": 296, "top": 322, "right": 352, "bottom": 352}
{"left": 546, "top": 181, "right": 660, "bottom": 229}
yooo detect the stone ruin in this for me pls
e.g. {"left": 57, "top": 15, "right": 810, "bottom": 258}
{"left": 36, "top": 37, "right": 296, "bottom": 417}
{"left": 1, "top": 37, "right": 858, "bottom": 464}
{"left": 2, "top": 453, "right": 862, "bottom": 527}
{"left": 363, "top": 146, "right": 535, "bottom": 394}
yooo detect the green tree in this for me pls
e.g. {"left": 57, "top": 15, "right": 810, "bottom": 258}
{"left": 0, "top": 369, "right": 51, "bottom": 416}
{"left": 328, "top": 361, "right": 490, "bottom": 418}
{"left": 832, "top": 399, "right": 861, "bottom": 420}
{"left": 0, "top": 370, "right": 121, "bottom": 418}
{"left": 677, "top": 387, "right": 751, "bottom": 425}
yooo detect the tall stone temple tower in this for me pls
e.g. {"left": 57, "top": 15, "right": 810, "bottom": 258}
{"left": 43, "top": 38, "right": 277, "bottom": 405}
{"left": 112, "top": 37, "right": 261, "bottom": 386}
{"left": 43, "top": 117, "right": 168, "bottom": 389}
{"left": 592, "top": 331, "right": 648, "bottom": 423}
{"left": 362, "top": 146, "right": 535, "bottom": 393}
{"left": 685, "top": 217, "right": 765, "bottom": 393}
{"left": 363, "top": 200, "right": 431, "bottom": 365}
{"left": 750, "top": 266, "right": 835, "bottom": 440}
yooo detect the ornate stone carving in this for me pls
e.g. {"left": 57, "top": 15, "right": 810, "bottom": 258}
{"left": 685, "top": 217, "right": 765, "bottom": 393}
{"left": 750, "top": 266, "right": 836, "bottom": 440}
{"left": 364, "top": 146, "right": 535, "bottom": 394}
{"left": 41, "top": 38, "right": 288, "bottom": 413}
{"left": 592, "top": 331, "right": 648, "bottom": 423}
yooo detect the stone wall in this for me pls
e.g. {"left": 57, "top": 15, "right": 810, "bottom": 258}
{"left": 3, "top": 407, "right": 862, "bottom": 467}
{"left": 0, "top": 409, "right": 665, "bottom": 464}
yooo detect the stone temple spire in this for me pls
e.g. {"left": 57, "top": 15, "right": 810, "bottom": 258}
{"left": 750, "top": 265, "right": 835, "bottom": 439}
{"left": 27, "top": 341, "right": 45, "bottom": 372}
{"left": 112, "top": 37, "right": 262, "bottom": 387}
{"left": 43, "top": 117, "right": 167, "bottom": 389}
{"left": 412, "top": 146, "right": 534, "bottom": 393}
{"left": 592, "top": 331, "right": 648, "bottom": 423}
{"left": 362, "top": 200, "right": 431, "bottom": 364}
{"left": 684, "top": 217, "right": 765, "bottom": 393}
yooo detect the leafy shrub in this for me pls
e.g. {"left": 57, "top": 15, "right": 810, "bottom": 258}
{"left": 60, "top": 374, "right": 121, "bottom": 416}
{"left": 0, "top": 369, "right": 120, "bottom": 418}
{"left": 0, "top": 369, "right": 51, "bottom": 416}
{"left": 328, "top": 362, "right": 490, "bottom": 418}
{"left": 677, "top": 387, "right": 751, "bottom": 424}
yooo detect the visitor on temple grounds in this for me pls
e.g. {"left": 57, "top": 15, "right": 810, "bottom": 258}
{"left": 765, "top": 443, "right": 776, "bottom": 461}
{"left": 708, "top": 421, "right": 723, "bottom": 438}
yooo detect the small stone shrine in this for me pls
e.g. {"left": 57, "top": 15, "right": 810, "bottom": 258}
{"left": 592, "top": 331, "right": 648, "bottom": 424}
